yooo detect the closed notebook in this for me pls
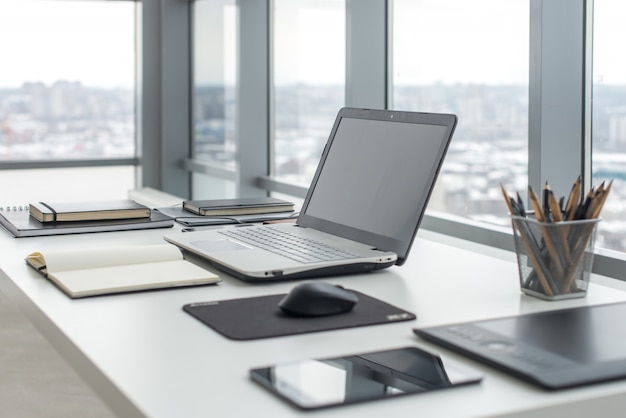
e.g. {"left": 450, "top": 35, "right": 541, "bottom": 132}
{"left": 25, "top": 244, "right": 220, "bottom": 298}
{"left": 182, "top": 197, "right": 294, "bottom": 216}
{"left": 29, "top": 199, "right": 151, "bottom": 223}
{"left": 0, "top": 208, "right": 174, "bottom": 238}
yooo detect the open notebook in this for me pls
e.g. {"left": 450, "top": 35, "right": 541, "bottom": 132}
{"left": 26, "top": 244, "right": 220, "bottom": 298}
{"left": 165, "top": 107, "right": 457, "bottom": 281}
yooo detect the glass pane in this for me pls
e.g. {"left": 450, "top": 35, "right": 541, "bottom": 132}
{"left": 0, "top": 166, "right": 135, "bottom": 203}
{"left": 192, "top": 172, "right": 236, "bottom": 200}
{"left": 0, "top": 0, "right": 136, "bottom": 161}
{"left": 192, "top": 0, "right": 237, "bottom": 174}
{"left": 272, "top": 0, "right": 345, "bottom": 187}
{"left": 392, "top": 0, "right": 529, "bottom": 226}
{"left": 592, "top": 0, "right": 626, "bottom": 253}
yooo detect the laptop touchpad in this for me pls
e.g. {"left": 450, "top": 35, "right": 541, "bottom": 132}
{"left": 190, "top": 240, "right": 252, "bottom": 252}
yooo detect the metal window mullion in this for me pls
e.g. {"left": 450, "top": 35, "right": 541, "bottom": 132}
{"left": 528, "top": 0, "right": 588, "bottom": 196}
{"left": 183, "top": 159, "right": 237, "bottom": 182}
{"left": 139, "top": 0, "right": 161, "bottom": 191}
{"left": 238, "top": 0, "right": 270, "bottom": 198}
{"left": 0, "top": 159, "right": 138, "bottom": 170}
{"left": 140, "top": 0, "right": 191, "bottom": 198}
{"left": 345, "top": 0, "right": 388, "bottom": 109}
{"left": 161, "top": 0, "right": 192, "bottom": 197}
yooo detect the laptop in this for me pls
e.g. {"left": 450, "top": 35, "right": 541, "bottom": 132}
{"left": 164, "top": 107, "right": 457, "bottom": 281}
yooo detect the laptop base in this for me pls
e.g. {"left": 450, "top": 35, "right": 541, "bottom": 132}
{"left": 181, "top": 248, "right": 395, "bottom": 282}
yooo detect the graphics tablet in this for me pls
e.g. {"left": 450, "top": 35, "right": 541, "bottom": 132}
{"left": 249, "top": 346, "right": 482, "bottom": 410}
{"left": 414, "top": 302, "right": 626, "bottom": 389}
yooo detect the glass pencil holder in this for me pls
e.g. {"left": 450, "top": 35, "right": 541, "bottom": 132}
{"left": 510, "top": 215, "right": 600, "bottom": 301}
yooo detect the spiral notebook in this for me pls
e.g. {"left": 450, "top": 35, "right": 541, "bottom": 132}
{"left": 0, "top": 205, "right": 174, "bottom": 238}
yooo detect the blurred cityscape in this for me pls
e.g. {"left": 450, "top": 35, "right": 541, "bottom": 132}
{"left": 2, "top": 81, "right": 626, "bottom": 251}
{"left": 0, "top": 81, "right": 134, "bottom": 160}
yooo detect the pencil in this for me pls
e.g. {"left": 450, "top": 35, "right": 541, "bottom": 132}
{"left": 548, "top": 189, "right": 563, "bottom": 222}
{"left": 502, "top": 184, "right": 554, "bottom": 295}
{"left": 548, "top": 188, "right": 571, "bottom": 265}
{"left": 562, "top": 219, "right": 600, "bottom": 292}
{"left": 500, "top": 184, "right": 515, "bottom": 214}
{"left": 528, "top": 186, "right": 546, "bottom": 222}
{"left": 502, "top": 176, "right": 612, "bottom": 297}
{"left": 528, "top": 185, "right": 565, "bottom": 276}
{"left": 565, "top": 176, "right": 582, "bottom": 221}
{"left": 588, "top": 180, "right": 612, "bottom": 219}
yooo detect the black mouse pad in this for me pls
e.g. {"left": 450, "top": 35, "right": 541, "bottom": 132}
{"left": 182, "top": 290, "right": 416, "bottom": 340}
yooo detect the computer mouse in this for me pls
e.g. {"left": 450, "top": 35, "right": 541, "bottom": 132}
{"left": 278, "top": 282, "right": 359, "bottom": 317}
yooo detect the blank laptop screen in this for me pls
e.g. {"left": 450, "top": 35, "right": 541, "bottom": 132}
{"left": 298, "top": 109, "right": 455, "bottom": 265}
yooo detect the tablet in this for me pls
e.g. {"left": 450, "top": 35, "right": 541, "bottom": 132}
{"left": 249, "top": 346, "right": 482, "bottom": 410}
{"left": 414, "top": 302, "right": 626, "bottom": 389}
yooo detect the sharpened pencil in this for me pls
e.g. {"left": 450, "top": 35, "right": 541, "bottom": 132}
{"left": 500, "top": 184, "right": 515, "bottom": 214}
{"left": 565, "top": 176, "right": 582, "bottom": 220}
{"left": 588, "top": 179, "right": 612, "bottom": 219}
{"left": 548, "top": 189, "right": 562, "bottom": 222}
{"left": 528, "top": 186, "right": 546, "bottom": 222}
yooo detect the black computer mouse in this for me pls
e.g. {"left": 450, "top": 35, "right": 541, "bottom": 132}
{"left": 278, "top": 282, "right": 359, "bottom": 317}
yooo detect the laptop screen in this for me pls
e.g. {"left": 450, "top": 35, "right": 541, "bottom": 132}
{"left": 298, "top": 108, "right": 456, "bottom": 265}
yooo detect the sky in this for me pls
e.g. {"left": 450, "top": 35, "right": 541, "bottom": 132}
{"left": 393, "top": 0, "right": 529, "bottom": 85}
{"left": 0, "top": 0, "right": 135, "bottom": 89}
{"left": 593, "top": 0, "right": 626, "bottom": 84}
{"left": 0, "top": 0, "right": 624, "bottom": 89}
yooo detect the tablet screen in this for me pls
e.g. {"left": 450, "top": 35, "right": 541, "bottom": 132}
{"left": 249, "top": 346, "right": 482, "bottom": 410}
{"left": 476, "top": 303, "right": 626, "bottom": 364}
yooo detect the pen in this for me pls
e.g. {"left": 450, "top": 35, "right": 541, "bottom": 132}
{"left": 528, "top": 186, "right": 546, "bottom": 222}
{"left": 516, "top": 192, "right": 527, "bottom": 217}
{"left": 575, "top": 188, "right": 595, "bottom": 220}
{"left": 543, "top": 182, "right": 551, "bottom": 221}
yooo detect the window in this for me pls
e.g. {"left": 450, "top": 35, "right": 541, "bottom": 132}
{"left": 272, "top": 0, "right": 346, "bottom": 187}
{"left": 180, "top": 1, "right": 626, "bottom": 280}
{"left": 391, "top": 0, "right": 529, "bottom": 226}
{"left": 592, "top": 0, "right": 626, "bottom": 253}
{"left": 0, "top": 0, "right": 136, "bottom": 201}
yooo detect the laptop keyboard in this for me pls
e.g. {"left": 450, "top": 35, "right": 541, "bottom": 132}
{"left": 218, "top": 227, "right": 361, "bottom": 264}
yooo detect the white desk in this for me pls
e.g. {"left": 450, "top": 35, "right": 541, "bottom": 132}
{"left": 2, "top": 225, "right": 626, "bottom": 418}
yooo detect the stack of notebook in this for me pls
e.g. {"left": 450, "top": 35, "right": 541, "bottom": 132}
{"left": 0, "top": 199, "right": 174, "bottom": 237}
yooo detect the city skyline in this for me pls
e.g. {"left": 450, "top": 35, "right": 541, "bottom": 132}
{"left": 2, "top": 79, "right": 626, "bottom": 252}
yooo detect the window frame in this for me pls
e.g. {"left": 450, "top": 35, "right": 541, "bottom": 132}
{"left": 4, "top": 1, "right": 622, "bottom": 280}
{"left": 0, "top": 0, "right": 142, "bottom": 181}
{"left": 177, "top": 0, "right": 626, "bottom": 281}
{"left": 6, "top": 1, "right": 615, "bottom": 276}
